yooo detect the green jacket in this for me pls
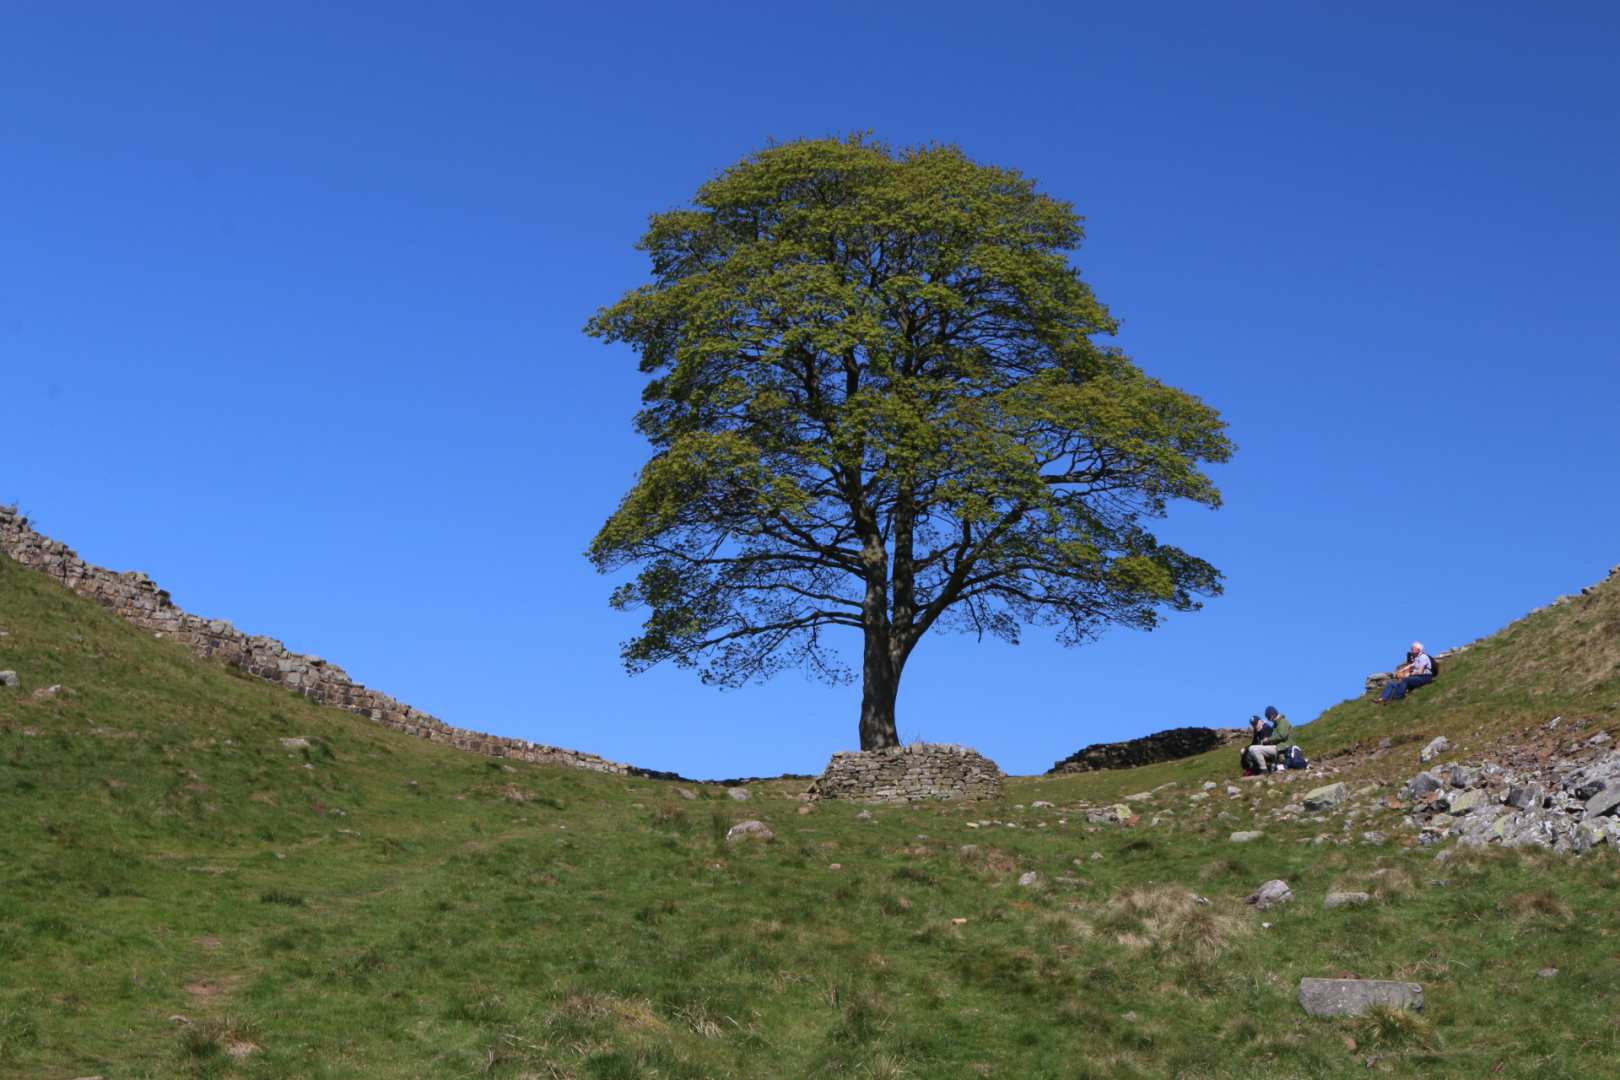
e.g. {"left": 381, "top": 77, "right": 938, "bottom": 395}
{"left": 1262, "top": 715, "right": 1293, "bottom": 747}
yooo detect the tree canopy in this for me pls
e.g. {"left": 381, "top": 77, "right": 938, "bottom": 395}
{"left": 587, "top": 136, "right": 1233, "bottom": 750}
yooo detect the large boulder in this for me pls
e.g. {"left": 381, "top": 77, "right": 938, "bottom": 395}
{"left": 1298, "top": 978, "right": 1423, "bottom": 1018}
{"left": 724, "top": 820, "right": 774, "bottom": 843}
{"left": 1302, "top": 783, "right": 1348, "bottom": 812}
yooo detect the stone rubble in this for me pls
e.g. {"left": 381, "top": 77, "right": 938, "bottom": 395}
{"left": 1398, "top": 746, "right": 1620, "bottom": 854}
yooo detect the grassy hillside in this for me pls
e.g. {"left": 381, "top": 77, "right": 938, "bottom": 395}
{"left": 2, "top": 554, "right": 1619, "bottom": 1078}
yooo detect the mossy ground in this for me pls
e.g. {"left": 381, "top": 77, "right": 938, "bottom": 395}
{"left": 2, "top": 555, "right": 1619, "bottom": 1078}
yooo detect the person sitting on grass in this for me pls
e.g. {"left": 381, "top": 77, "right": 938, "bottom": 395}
{"left": 1243, "top": 706, "right": 1292, "bottom": 773}
{"left": 1378, "top": 641, "right": 1435, "bottom": 703}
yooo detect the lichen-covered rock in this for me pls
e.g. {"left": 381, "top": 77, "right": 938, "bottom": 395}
{"left": 1246, "top": 880, "right": 1293, "bottom": 910}
{"left": 1323, "top": 891, "right": 1371, "bottom": 910}
{"left": 1302, "top": 783, "right": 1347, "bottom": 812}
{"left": 0, "top": 671, "right": 17, "bottom": 689}
{"left": 1298, "top": 978, "right": 1423, "bottom": 1018}
{"left": 1420, "top": 736, "right": 1452, "bottom": 764}
{"left": 806, "top": 744, "right": 1004, "bottom": 803}
{"left": 724, "top": 820, "right": 774, "bottom": 842}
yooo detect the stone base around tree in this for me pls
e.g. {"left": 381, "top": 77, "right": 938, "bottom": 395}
{"left": 806, "top": 743, "right": 1004, "bottom": 803}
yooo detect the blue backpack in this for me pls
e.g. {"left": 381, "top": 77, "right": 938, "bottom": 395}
{"left": 1283, "top": 745, "right": 1309, "bottom": 770}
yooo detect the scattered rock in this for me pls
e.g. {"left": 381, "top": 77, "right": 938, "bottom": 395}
{"left": 1229, "top": 831, "right": 1264, "bottom": 843}
{"left": 279, "top": 737, "right": 310, "bottom": 750}
{"left": 1420, "top": 736, "right": 1452, "bottom": 764}
{"left": 0, "top": 671, "right": 17, "bottom": 689}
{"left": 855, "top": 809, "right": 874, "bottom": 821}
{"left": 1584, "top": 784, "right": 1620, "bottom": 820}
{"left": 726, "top": 787, "right": 751, "bottom": 802}
{"left": 1302, "top": 782, "right": 1348, "bottom": 812}
{"left": 1202, "top": 781, "right": 1218, "bottom": 791}
{"left": 1447, "top": 789, "right": 1488, "bottom": 815}
{"left": 1506, "top": 784, "right": 1544, "bottom": 810}
{"left": 1537, "top": 967, "right": 1558, "bottom": 978}
{"left": 1246, "top": 880, "right": 1294, "bottom": 910}
{"left": 1402, "top": 771, "right": 1443, "bottom": 800}
{"left": 1017, "top": 871, "right": 1041, "bottom": 888}
{"left": 1298, "top": 978, "right": 1423, "bottom": 1018}
{"left": 1031, "top": 800, "right": 1054, "bottom": 808}
{"left": 724, "top": 820, "right": 773, "bottom": 842}
{"left": 675, "top": 787, "right": 698, "bottom": 801}
{"left": 1323, "top": 891, "right": 1371, "bottom": 910}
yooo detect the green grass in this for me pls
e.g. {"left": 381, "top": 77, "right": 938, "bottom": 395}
{"left": 2, "top": 554, "right": 1620, "bottom": 1077}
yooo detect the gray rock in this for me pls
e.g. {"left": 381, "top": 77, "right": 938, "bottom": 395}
{"left": 1246, "top": 880, "right": 1294, "bottom": 910}
{"left": 855, "top": 809, "right": 874, "bottom": 821}
{"left": 1584, "top": 783, "right": 1620, "bottom": 820}
{"left": 1420, "top": 736, "right": 1452, "bottom": 764}
{"left": 0, "top": 671, "right": 17, "bottom": 689}
{"left": 675, "top": 787, "right": 698, "bottom": 801}
{"left": 1298, "top": 978, "right": 1424, "bottom": 1018}
{"left": 1017, "top": 871, "right": 1041, "bottom": 888}
{"left": 1402, "top": 772, "right": 1443, "bottom": 800}
{"left": 1447, "top": 765, "right": 1482, "bottom": 789}
{"left": 1506, "top": 784, "right": 1544, "bottom": 810}
{"left": 726, "top": 787, "right": 751, "bottom": 802}
{"left": 1303, "top": 783, "right": 1348, "bottom": 812}
{"left": 1323, "top": 891, "right": 1372, "bottom": 910}
{"left": 1447, "top": 789, "right": 1488, "bottom": 815}
{"left": 724, "top": 820, "right": 774, "bottom": 842}
{"left": 279, "top": 737, "right": 310, "bottom": 749}
{"left": 1572, "top": 821, "right": 1609, "bottom": 854}
{"left": 1229, "top": 831, "right": 1265, "bottom": 843}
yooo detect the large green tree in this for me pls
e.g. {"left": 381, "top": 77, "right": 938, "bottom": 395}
{"left": 587, "top": 137, "right": 1233, "bottom": 751}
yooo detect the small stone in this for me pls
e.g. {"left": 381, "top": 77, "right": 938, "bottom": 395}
{"left": 1297, "top": 978, "right": 1423, "bottom": 1018}
{"left": 724, "top": 820, "right": 773, "bottom": 842}
{"left": 1420, "top": 736, "right": 1452, "bottom": 764}
{"left": 1229, "top": 831, "right": 1264, "bottom": 843}
{"left": 1202, "top": 781, "right": 1218, "bottom": 791}
{"left": 1537, "top": 967, "right": 1558, "bottom": 978}
{"left": 280, "top": 737, "right": 310, "bottom": 749}
{"left": 951, "top": 917, "right": 968, "bottom": 925}
{"left": 1323, "top": 891, "right": 1371, "bottom": 910}
{"left": 855, "top": 809, "right": 874, "bottom": 821}
{"left": 0, "top": 671, "right": 18, "bottom": 689}
{"left": 726, "top": 787, "right": 750, "bottom": 801}
{"left": 1506, "top": 784, "right": 1544, "bottom": 810}
{"left": 1246, "top": 880, "right": 1294, "bottom": 910}
{"left": 675, "top": 787, "right": 698, "bottom": 801}
{"left": 1031, "top": 800, "right": 1054, "bottom": 808}
{"left": 1017, "top": 871, "right": 1040, "bottom": 887}
{"left": 828, "top": 863, "right": 842, "bottom": 870}
{"left": 797, "top": 804, "right": 812, "bottom": 815}
{"left": 1226, "top": 785, "right": 1242, "bottom": 797}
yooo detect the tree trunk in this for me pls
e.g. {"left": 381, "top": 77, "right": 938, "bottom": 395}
{"left": 859, "top": 624, "right": 901, "bottom": 750}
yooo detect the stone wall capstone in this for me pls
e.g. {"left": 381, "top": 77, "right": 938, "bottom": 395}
{"left": 0, "top": 506, "right": 634, "bottom": 776}
{"left": 807, "top": 743, "right": 1004, "bottom": 803}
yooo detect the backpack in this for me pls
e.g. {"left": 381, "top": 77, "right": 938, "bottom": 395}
{"left": 1429, "top": 653, "right": 1441, "bottom": 678}
{"left": 1283, "top": 745, "right": 1309, "bottom": 770}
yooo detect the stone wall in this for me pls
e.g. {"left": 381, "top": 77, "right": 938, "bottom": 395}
{"left": 807, "top": 743, "right": 1004, "bottom": 803}
{"left": 0, "top": 506, "right": 635, "bottom": 776}
{"left": 1048, "top": 726, "right": 1248, "bottom": 775}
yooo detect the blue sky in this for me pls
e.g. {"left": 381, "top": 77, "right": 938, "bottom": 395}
{"left": 5, "top": 2, "right": 1618, "bottom": 778}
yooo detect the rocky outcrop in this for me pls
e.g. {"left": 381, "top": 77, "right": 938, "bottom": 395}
{"left": 1048, "top": 726, "right": 1246, "bottom": 775}
{"left": 1401, "top": 737, "right": 1620, "bottom": 853}
{"left": 807, "top": 743, "right": 1004, "bottom": 803}
{"left": 0, "top": 506, "right": 636, "bottom": 776}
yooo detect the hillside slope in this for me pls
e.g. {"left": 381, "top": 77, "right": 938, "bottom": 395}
{"left": 3, "top": 553, "right": 1619, "bottom": 1078}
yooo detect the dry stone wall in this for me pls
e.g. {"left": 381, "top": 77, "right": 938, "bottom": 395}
{"left": 808, "top": 743, "right": 1004, "bottom": 803}
{"left": 0, "top": 506, "right": 633, "bottom": 775}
